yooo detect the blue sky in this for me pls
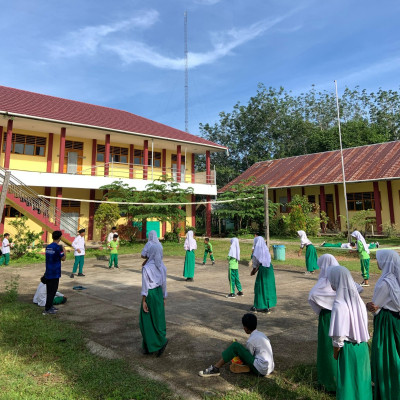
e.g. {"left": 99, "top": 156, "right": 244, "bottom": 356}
{"left": 2, "top": 0, "right": 400, "bottom": 135}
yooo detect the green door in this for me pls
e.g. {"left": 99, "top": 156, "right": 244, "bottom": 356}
{"left": 146, "top": 221, "right": 160, "bottom": 238}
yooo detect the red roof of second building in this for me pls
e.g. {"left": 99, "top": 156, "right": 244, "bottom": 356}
{"left": 221, "top": 141, "right": 400, "bottom": 191}
{"left": 0, "top": 85, "right": 226, "bottom": 149}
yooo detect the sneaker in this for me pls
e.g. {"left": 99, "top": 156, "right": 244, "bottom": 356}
{"left": 212, "top": 261, "right": 215, "bottom": 265}
{"left": 260, "top": 308, "right": 271, "bottom": 314}
{"left": 157, "top": 339, "right": 168, "bottom": 357}
{"left": 50, "top": 306, "right": 58, "bottom": 311}
{"left": 43, "top": 309, "right": 57, "bottom": 315}
{"left": 115, "top": 265, "right": 119, "bottom": 268}
{"left": 226, "top": 293, "right": 236, "bottom": 298}
{"left": 304, "top": 271, "right": 311, "bottom": 275}
{"left": 185, "top": 278, "right": 194, "bottom": 282}
{"left": 70, "top": 273, "right": 74, "bottom": 278}
{"left": 77, "top": 273, "right": 85, "bottom": 277}
{"left": 202, "top": 263, "right": 206, "bottom": 265}
{"left": 250, "top": 306, "right": 257, "bottom": 312}
{"left": 237, "top": 291, "right": 244, "bottom": 296}
{"left": 198, "top": 365, "right": 220, "bottom": 377}
{"left": 230, "top": 363, "right": 250, "bottom": 374}
{"left": 360, "top": 282, "right": 370, "bottom": 287}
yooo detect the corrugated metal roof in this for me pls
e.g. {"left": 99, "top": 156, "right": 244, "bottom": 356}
{"left": 0, "top": 85, "right": 226, "bottom": 150}
{"left": 221, "top": 141, "right": 400, "bottom": 191}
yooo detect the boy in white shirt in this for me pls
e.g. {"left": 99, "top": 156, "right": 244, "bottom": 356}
{"left": 70, "top": 228, "right": 86, "bottom": 278}
{"left": 199, "top": 313, "right": 274, "bottom": 377}
{"left": 107, "top": 226, "right": 118, "bottom": 243}
{"left": 0, "top": 233, "right": 12, "bottom": 266}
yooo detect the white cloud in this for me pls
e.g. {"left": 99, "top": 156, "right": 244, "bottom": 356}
{"left": 48, "top": 10, "right": 159, "bottom": 57}
{"left": 105, "top": 16, "right": 287, "bottom": 70}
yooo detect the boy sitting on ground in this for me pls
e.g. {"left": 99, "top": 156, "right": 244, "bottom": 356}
{"left": 198, "top": 313, "right": 274, "bottom": 377}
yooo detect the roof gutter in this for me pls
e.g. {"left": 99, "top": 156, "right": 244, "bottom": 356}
{"left": 0, "top": 111, "right": 227, "bottom": 152}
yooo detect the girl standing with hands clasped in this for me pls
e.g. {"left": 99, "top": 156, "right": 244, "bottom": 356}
{"left": 327, "top": 265, "right": 372, "bottom": 400}
{"left": 250, "top": 236, "right": 276, "bottom": 313}
{"left": 183, "top": 230, "right": 197, "bottom": 282}
{"left": 139, "top": 230, "right": 168, "bottom": 357}
{"left": 367, "top": 250, "right": 400, "bottom": 400}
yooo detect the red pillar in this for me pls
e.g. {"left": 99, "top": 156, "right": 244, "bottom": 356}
{"left": 141, "top": 219, "right": 147, "bottom": 239}
{"left": 319, "top": 186, "right": 326, "bottom": 213}
{"left": 91, "top": 139, "right": 97, "bottom": 176}
{"left": 273, "top": 189, "right": 277, "bottom": 204}
{"left": 206, "top": 150, "right": 211, "bottom": 184}
{"left": 47, "top": 133, "right": 54, "bottom": 173}
{"left": 287, "top": 188, "right": 292, "bottom": 203}
{"left": 143, "top": 140, "right": 148, "bottom": 179}
{"left": 387, "top": 181, "right": 395, "bottom": 224}
{"left": 4, "top": 120, "right": 13, "bottom": 169}
{"left": 177, "top": 145, "right": 181, "bottom": 182}
{"left": 162, "top": 221, "right": 166, "bottom": 237}
{"left": 56, "top": 187, "right": 62, "bottom": 226}
{"left": 42, "top": 187, "right": 52, "bottom": 242}
{"left": 373, "top": 182, "right": 383, "bottom": 233}
{"left": 104, "top": 134, "right": 110, "bottom": 176}
{"left": 191, "top": 153, "right": 195, "bottom": 183}
{"left": 0, "top": 210, "right": 5, "bottom": 235}
{"left": 88, "top": 189, "right": 95, "bottom": 240}
{"left": 302, "top": 187, "right": 305, "bottom": 196}
{"left": 58, "top": 127, "right": 66, "bottom": 173}
{"left": 206, "top": 195, "right": 212, "bottom": 237}
{"left": 129, "top": 144, "right": 134, "bottom": 179}
{"left": 191, "top": 194, "right": 196, "bottom": 227}
{"left": 162, "top": 149, "right": 166, "bottom": 176}
{"left": 334, "top": 184, "right": 341, "bottom": 226}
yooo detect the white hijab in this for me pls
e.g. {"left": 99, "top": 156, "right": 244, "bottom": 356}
{"left": 308, "top": 254, "right": 340, "bottom": 314}
{"left": 297, "top": 230, "right": 312, "bottom": 246}
{"left": 141, "top": 230, "right": 160, "bottom": 257}
{"left": 228, "top": 238, "right": 240, "bottom": 261}
{"left": 184, "top": 230, "right": 197, "bottom": 251}
{"left": 253, "top": 236, "right": 271, "bottom": 268}
{"left": 143, "top": 241, "right": 166, "bottom": 286}
{"left": 328, "top": 265, "right": 370, "bottom": 343}
{"left": 351, "top": 230, "right": 370, "bottom": 254}
{"left": 373, "top": 250, "right": 400, "bottom": 310}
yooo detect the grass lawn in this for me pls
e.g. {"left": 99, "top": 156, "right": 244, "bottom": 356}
{"left": 0, "top": 296, "right": 175, "bottom": 400}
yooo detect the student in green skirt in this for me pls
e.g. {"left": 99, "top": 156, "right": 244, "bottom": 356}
{"left": 351, "top": 230, "right": 370, "bottom": 287}
{"left": 367, "top": 250, "right": 400, "bottom": 400}
{"left": 308, "top": 254, "right": 340, "bottom": 392}
{"left": 250, "top": 236, "right": 276, "bottom": 313}
{"left": 139, "top": 233, "right": 168, "bottom": 357}
{"left": 183, "top": 230, "right": 197, "bottom": 282}
{"left": 226, "top": 237, "right": 243, "bottom": 298}
{"left": 328, "top": 265, "right": 372, "bottom": 400}
{"left": 297, "top": 230, "right": 319, "bottom": 274}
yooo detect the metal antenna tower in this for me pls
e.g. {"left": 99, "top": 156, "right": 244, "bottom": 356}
{"left": 184, "top": 10, "right": 189, "bottom": 132}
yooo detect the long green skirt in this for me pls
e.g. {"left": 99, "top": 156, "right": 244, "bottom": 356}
{"left": 337, "top": 341, "right": 372, "bottom": 400}
{"left": 317, "top": 309, "right": 337, "bottom": 392}
{"left": 183, "top": 250, "right": 195, "bottom": 278}
{"left": 253, "top": 263, "right": 277, "bottom": 309}
{"left": 139, "top": 286, "right": 167, "bottom": 353}
{"left": 371, "top": 309, "right": 400, "bottom": 400}
{"left": 305, "top": 244, "right": 319, "bottom": 272}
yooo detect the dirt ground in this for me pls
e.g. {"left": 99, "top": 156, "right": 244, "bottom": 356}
{"left": 1, "top": 254, "right": 378, "bottom": 399}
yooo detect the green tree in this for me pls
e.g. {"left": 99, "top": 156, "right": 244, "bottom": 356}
{"left": 94, "top": 203, "right": 121, "bottom": 237}
{"left": 8, "top": 216, "right": 44, "bottom": 259}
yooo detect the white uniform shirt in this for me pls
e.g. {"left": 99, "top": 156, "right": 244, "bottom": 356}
{"left": 107, "top": 232, "right": 118, "bottom": 243}
{"left": 246, "top": 329, "right": 274, "bottom": 375}
{"left": 372, "top": 280, "right": 400, "bottom": 313}
{"left": 72, "top": 235, "right": 85, "bottom": 256}
{"left": 33, "top": 282, "right": 63, "bottom": 307}
{"left": 2, "top": 238, "right": 10, "bottom": 254}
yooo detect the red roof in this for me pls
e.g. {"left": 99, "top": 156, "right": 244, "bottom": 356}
{"left": 0, "top": 85, "right": 226, "bottom": 150}
{"left": 221, "top": 141, "right": 400, "bottom": 191}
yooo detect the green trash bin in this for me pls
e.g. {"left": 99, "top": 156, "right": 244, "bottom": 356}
{"left": 272, "top": 245, "right": 285, "bottom": 261}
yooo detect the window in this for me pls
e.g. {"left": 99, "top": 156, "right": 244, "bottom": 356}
{"left": 61, "top": 200, "right": 80, "bottom": 208}
{"left": 65, "top": 141, "right": 83, "bottom": 150}
{"left": 308, "top": 195, "right": 316, "bottom": 203}
{"left": 4, "top": 205, "right": 23, "bottom": 217}
{"left": 134, "top": 149, "right": 143, "bottom": 165}
{"left": 2, "top": 133, "right": 46, "bottom": 156}
{"left": 347, "top": 192, "right": 375, "bottom": 211}
{"left": 97, "top": 145, "right": 128, "bottom": 163}
{"left": 326, "top": 194, "right": 333, "bottom": 202}
{"left": 149, "top": 152, "right": 162, "bottom": 167}
{"left": 279, "top": 196, "right": 288, "bottom": 213}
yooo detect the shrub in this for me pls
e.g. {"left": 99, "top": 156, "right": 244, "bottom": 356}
{"left": 164, "top": 230, "right": 180, "bottom": 242}
{"left": 118, "top": 223, "right": 139, "bottom": 242}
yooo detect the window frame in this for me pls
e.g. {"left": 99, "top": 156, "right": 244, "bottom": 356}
{"left": 2, "top": 133, "right": 46, "bottom": 157}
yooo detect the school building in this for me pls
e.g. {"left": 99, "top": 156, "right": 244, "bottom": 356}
{"left": 0, "top": 85, "right": 226, "bottom": 243}
{"left": 221, "top": 141, "right": 400, "bottom": 234}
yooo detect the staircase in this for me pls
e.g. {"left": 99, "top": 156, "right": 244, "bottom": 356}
{"left": 0, "top": 167, "right": 82, "bottom": 245}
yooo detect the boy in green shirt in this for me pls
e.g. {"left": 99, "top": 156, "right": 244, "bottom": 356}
{"left": 108, "top": 234, "right": 119, "bottom": 269}
{"left": 202, "top": 237, "right": 215, "bottom": 265}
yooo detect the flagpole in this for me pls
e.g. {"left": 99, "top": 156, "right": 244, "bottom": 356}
{"left": 334, "top": 80, "right": 351, "bottom": 241}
